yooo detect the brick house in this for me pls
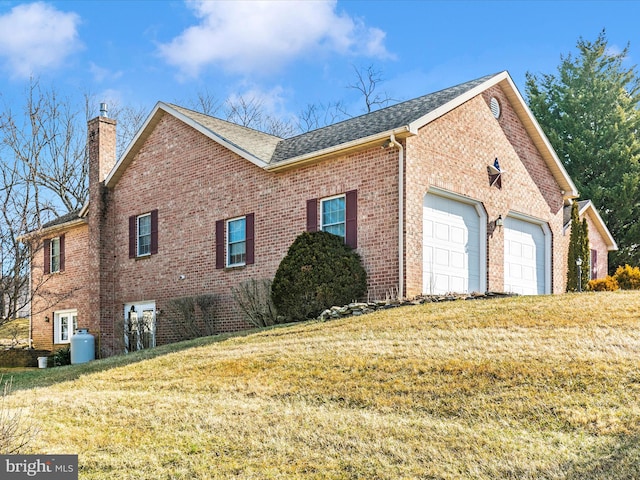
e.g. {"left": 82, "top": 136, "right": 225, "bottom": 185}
{"left": 26, "top": 71, "right": 616, "bottom": 357}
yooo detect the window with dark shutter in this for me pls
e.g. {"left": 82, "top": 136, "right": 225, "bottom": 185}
{"left": 129, "top": 210, "right": 159, "bottom": 258}
{"left": 591, "top": 249, "right": 598, "bottom": 279}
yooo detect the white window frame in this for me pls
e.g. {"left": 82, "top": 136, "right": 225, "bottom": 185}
{"left": 50, "top": 237, "right": 61, "bottom": 273}
{"left": 320, "top": 194, "right": 346, "bottom": 238}
{"left": 137, "top": 213, "right": 151, "bottom": 257}
{"left": 54, "top": 309, "right": 78, "bottom": 345}
{"left": 124, "top": 302, "right": 156, "bottom": 353}
{"left": 226, "top": 216, "right": 246, "bottom": 267}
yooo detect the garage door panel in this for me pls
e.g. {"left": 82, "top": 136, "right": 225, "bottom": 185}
{"left": 435, "top": 222, "right": 449, "bottom": 241}
{"left": 435, "top": 248, "right": 449, "bottom": 266}
{"left": 504, "top": 217, "right": 546, "bottom": 295}
{"left": 423, "top": 194, "right": 481, "bottom": 295}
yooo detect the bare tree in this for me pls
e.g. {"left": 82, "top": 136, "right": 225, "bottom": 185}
{"left": 347, "top": 64, "right": 396, "bottom": 113}
{"left": 180, "top": 87, "right": 223, "bottom": 117}
{"left": 0, "top": 79, "right": 96, "bottom": 326}
{"left": 1, "top": 79, "right": 86, "bottom": 224}
{"left": 297, "top": 100, "right": 350, "bottom": 132}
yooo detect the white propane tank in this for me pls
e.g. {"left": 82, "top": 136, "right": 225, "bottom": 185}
{"left": 70, "top": 328, "right": 95, "bottom": 364}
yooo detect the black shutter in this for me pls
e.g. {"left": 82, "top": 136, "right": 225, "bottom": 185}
{"left": 129, "top": 216, "right": 136, "bottom": 258}
{"left": 59, "top": 234, "right": 65, "bottom": 272}
{"left": 44, "top": 239, "right": 51, "bottom": 274}
{"left": 215, "top": 220, "right": 225, "bottom": 269}
{"left": 345, "top": 190, "right": 357, "bottom": 248}
{"left": 245, "top": 213, "right": 255, "bottom": 265}
{"left": 150, "top": 209, "right": 159, "bottom": 255}
{"left": 306, "top": 199, "right": 318, "bottom": 232}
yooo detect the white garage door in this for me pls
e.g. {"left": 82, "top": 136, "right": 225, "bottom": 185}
{"left": 423, "top": 193, "right": 481, "bottom": 294}
{"left": 503, "top": 217, "right": 546, "bottom": 295}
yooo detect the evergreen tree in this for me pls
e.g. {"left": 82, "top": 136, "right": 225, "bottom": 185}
{"left": 567, "top": 202, "right": 582, "bottom": 291}
{"left": 526, "top": 31, "right": 640, "bottom": 271}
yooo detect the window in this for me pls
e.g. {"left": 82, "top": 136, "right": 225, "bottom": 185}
{"left": 129, "top": 210, "right": 158, "bottom": 258}
{"left": 54, "top": 309, "right": 78, "bottom": 344}
{"left": 44, "top": 234, "right": 65, "bottom": 274}
{"left": 137, "top": 214, "right": 151, "bottom": 256}
{"left": 50, "top": 237, "right": 61, "bottom": 272}
{"left": 307, "top": 190, "right": 358, "bottom": 248}
{"left": 227, "top": 217, "right": 246, "bottom": 266}
{"left": 215, "top": 213, "right": 254, "bottom": 269}
{"left": 321, "top": 195, "right": 346, "bottom": 238}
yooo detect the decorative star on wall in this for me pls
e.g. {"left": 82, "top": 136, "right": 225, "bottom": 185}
{"left": 488, "top": 158, "right": 505, "bottom": 189}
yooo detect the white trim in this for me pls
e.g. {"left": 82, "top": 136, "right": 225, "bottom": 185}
{"left": 424, "top": 187, "right": 488, "bottom": 293}
{"left": 123, "top": 301, "right": 156, "bottom": 353}
{"left": 54, "top": 308, "right": 78, "bottom": 345}
{"left": 106, "top": 102, "right": 271, "bottom": 188}
{"left": 264, "top": 127, "right": 411, "bottom": 172}
{"left": 408, "top": 71, "right": 578, "bottom": 200}
{"left": 136, "top": 213, "right": 152, "bottom": 257}
{"left": 50, "top": 236, "right": 61, "bottom": 273}
{"left": 578, "top": 201, "right": 618, "bottom": 251}
{"left": 505, "top": 211, "right": 552, "bottom": 295}
{"left": 226, "top": 216, "right": 247, "bottom": 267}
{"left": 320, "top": 194, "right": 346, "bottom": 238}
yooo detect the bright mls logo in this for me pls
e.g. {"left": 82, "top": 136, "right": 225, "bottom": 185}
{"left": 0, "top": 455, "right": 78, "bottom": 479}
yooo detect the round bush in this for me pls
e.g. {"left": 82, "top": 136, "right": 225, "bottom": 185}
{"left": 271, "top": 231, "right": 367, "bottom": 322}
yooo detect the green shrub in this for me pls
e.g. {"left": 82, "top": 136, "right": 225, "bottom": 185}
{"left": 587, "top": 275, "right": 619, "bottom": 291}
{"left": 613, "top": 264, "right": 640, "bottom": 290}
{"left": 271, "top": 231, "right": 367, "bottom": 322}
{"left": 52, "top": 346, "right": 70, "bottom": 366}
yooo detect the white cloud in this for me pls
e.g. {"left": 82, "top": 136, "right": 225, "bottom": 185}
{"left": 159, "top": 0, "right": 393, "bottom": 77}
{"left": 0, "top": 2, "right": 81, "bottom": 79}
{"left": 89, "top": 62, "right": 123, "bottom": 83}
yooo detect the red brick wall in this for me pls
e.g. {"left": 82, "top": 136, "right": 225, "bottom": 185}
{"left": 404, "top": 86, "right": 566, "bottom": 296}
{"left": 30, "top": 223, "right": 91, "bottom": 351}
{"left": 103, "top": 112, "right": 400, "bottom": 353}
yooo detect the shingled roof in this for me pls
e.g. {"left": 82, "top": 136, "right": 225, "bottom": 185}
{"left": 42, "top": 209, "right": 83, "bottom": 229}
{"left": 166, "top": 104, "right": 282, "bottom": 164}
{"left": 270, "top": 73, "right": 498, "bottom": 163}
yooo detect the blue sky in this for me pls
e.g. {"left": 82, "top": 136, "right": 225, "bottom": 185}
{"left": 0, "top": 0, "right": 639, "bottom": 127}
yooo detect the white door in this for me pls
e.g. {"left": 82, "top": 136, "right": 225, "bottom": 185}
{"left": 423, "top": 193, "right": 481, "bottom": 294}
{"left": 503, "top": 217, "right": 546, "bottom": 295}
{"left": 124, "top": 302, "right": 156, "bottom": 352}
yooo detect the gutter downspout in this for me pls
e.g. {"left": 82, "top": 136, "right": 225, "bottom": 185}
{"left": 388, "top": 134, "right": 404, "bottom": 299}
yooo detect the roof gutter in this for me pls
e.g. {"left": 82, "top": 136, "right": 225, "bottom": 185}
{"left": 265, "top": 126, "right": 411, "bottom": 172}
{"left": 17, "top": 218, "right": 87, "bottom": 242}
{"left": 387, "top": 134, "right": 404, "bottom": 299}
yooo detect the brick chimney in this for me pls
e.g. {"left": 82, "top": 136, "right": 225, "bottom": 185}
{"left": 87, "top": 103, "right": 117, "bottom": 193}
{"left": 86, "top": 104, "right": 117, "bottom": 357}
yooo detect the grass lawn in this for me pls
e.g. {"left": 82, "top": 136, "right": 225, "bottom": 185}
{"left": 4, "top": 291, "right": 640, "bottom": 479}
{"left": 0, "top": 317, "right": 29, "bottom": 348}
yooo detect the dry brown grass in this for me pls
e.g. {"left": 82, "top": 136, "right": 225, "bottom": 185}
{"left": 6, "top": 291, "right": 640, "bottom": 478}
{"left": 0, "top": 317, "right": 29, "bottom": 348}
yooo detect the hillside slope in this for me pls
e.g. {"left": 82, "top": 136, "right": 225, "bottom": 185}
{"left": 7, "top": 292, "right": 640, "bottom": 479}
